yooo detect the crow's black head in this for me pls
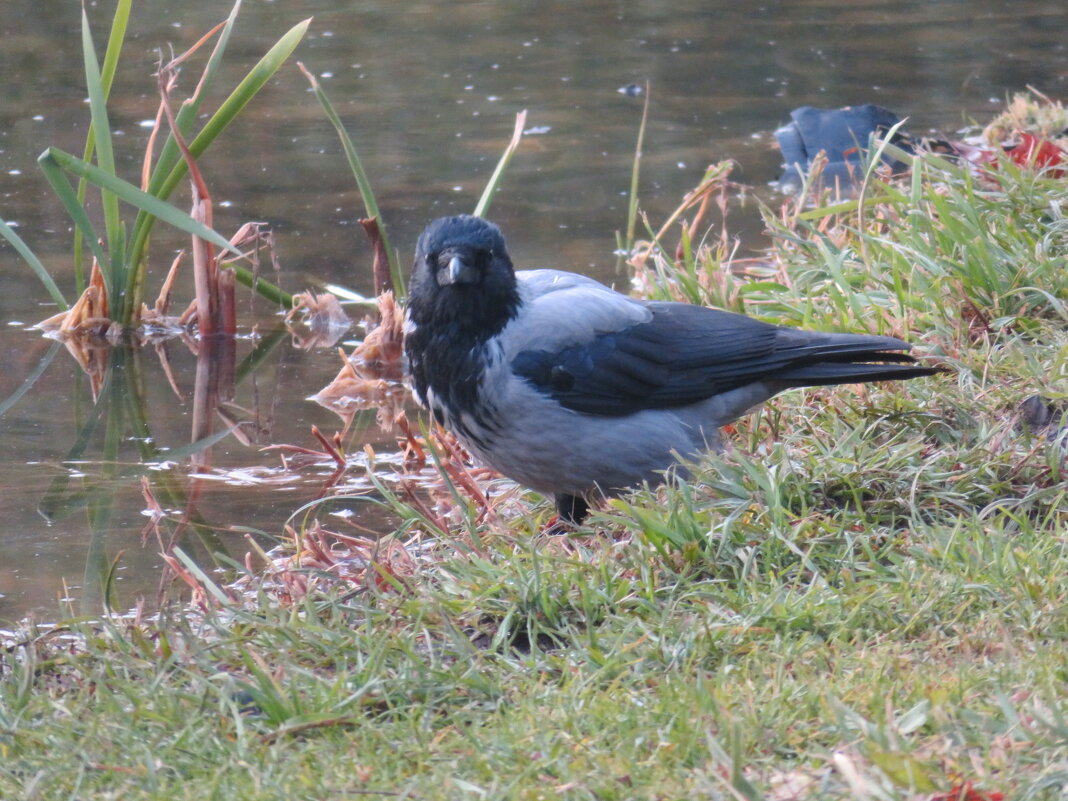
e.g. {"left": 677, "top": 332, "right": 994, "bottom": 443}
{"left": 407, "top": 215, "right": 521, "bottom": 341}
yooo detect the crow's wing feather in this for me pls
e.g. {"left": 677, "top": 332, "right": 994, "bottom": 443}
{"left": 502, "top": 270, "right": 651, "bottom": 355}
{"left": 510, "top": 292, "right": 923, "bottom": 417}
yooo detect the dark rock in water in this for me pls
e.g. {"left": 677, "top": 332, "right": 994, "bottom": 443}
{"left": 775, "top": 104, "right": 913, "bottom": 194}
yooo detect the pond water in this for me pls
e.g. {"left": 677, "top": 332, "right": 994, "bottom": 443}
{"left": 0, "top": 0, "right": 1065, "bottom": 621}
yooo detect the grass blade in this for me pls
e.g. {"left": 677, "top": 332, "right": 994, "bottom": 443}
{"left": 74, "top": 0, "right": 131, "bottom": 290}
{"left": 125, "top": 16, "right": 311, "bottom": 286}
{"left": 37, "top": 150, "right": 110, "bottom": 293}
{"left": 624, "top": 83, "right": 650, "bottom": 252}
{"left": 0, "top": 218, "right": 67, "bottom": 308}
{"left": 473, "top": 109, "right": 527, "bottom": 219}
{"left": 222, "top": 262, "right": 294, "bottom": 308}
{"left": 297, "top": 61, "right": 402, "bottom": 296}
{"left": 144, "top": 1, "right": 243, "bottom": 197}
{"left": 41, "top": 147, "right": 242, "bottom": 260}
{"left": 170, "top": 546, "right": 234, "bottom": 605}
{"left": 128, "top": 1, "right": 243, "bottom": 275}
{"left": 80, "top": 7, "right": 123, "bottom": 280}
{"left": 97, "top": 0, "right": 132, "bottom": 94}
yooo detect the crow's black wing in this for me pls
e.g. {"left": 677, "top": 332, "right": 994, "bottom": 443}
{"left": 511, "top": 301, "right": 927, "bottom": 417}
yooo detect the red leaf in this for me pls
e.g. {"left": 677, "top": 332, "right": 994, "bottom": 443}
{"left": 930, "top": 781, "right": 1005, "bottom": 801}
{"left": 1005, "top": 132, "right": 1067, "bottom": 176}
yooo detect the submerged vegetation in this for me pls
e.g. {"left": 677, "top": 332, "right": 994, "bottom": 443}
{"left": 1, "top": 1, "right": 1067, "bottom": 796}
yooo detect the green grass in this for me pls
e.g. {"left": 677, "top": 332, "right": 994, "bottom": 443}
{"left": 2, "top": 509, "right": 1066, "bottom": 799}
{"left": 3, "top": 143, "right": 1068, "bottom": 799}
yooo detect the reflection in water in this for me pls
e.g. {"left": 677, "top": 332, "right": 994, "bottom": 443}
{"left": 34, "top": 338, "right": 244, "bottom": 614}
{"left": 0, "top": 0, "right": 1066, "bottom": 619}
{"left": 310, "top": 291, "right": 406, "bottom": 435}
{"left": 0, "top": 318, "right": 402, "bottom": 621}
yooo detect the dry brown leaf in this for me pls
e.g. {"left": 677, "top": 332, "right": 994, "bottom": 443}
{"left": 351, "top": 291, "right": 405, "bottom": 380}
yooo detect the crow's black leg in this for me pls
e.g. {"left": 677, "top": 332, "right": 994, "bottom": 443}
{"left": 555, "top": 494, "right": 589, "bottom": 525}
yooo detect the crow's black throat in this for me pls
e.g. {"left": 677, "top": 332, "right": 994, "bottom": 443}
{"left": 405, "top": 215, "right": 522, "bottom": 434}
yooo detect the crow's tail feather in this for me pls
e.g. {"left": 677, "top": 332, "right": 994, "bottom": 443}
{"left": 775, "top": 358, "right": 941, "bottom": 388}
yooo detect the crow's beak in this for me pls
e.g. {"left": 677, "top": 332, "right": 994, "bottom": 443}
{"left": 440, "top": 254, "right": 479, "bottom": 286}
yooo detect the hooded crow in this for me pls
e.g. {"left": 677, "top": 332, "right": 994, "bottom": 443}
{"left": 404, "top": 214, "right": 937, "bottom": 523}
